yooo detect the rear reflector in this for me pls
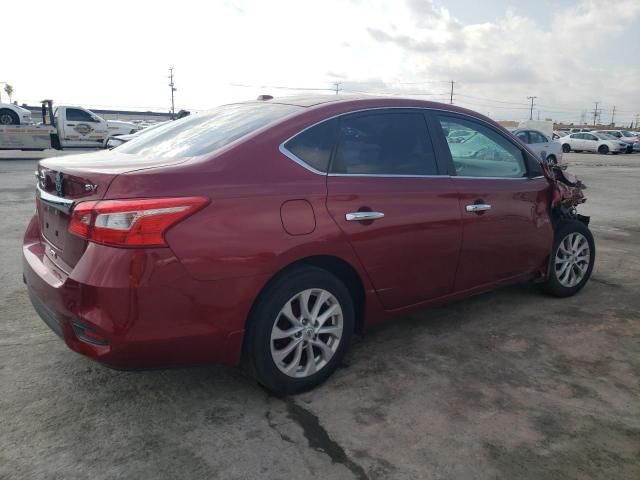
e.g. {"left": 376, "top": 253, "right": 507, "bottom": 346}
{"left": 69, "top": 197, "right": 208, "bottom": 247}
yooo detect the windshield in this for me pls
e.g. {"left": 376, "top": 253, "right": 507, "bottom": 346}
{"left": 622, "top": 131, "right": 636, "bottom": 137}
{"left": 118, "top": 102, "right": 301, "bottom": 158}
{"left": 594, "top": 133, "right": 616, "bottom": 140}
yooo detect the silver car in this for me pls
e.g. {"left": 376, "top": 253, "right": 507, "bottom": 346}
{"left": 512, "top": 128, "right": 565, "bottom": 166}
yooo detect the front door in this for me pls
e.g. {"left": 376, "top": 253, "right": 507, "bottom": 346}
{"left": 58, "top": 107, "right": 107, "bottom": 148}
{"left": 325, "top": 109, "right": 463, "bottom": 310}
{"left": 433, "top": 114, "right": 554, "bottom": 292}
{"left": 581, "top": 133, "right": 599, "bottom": 152}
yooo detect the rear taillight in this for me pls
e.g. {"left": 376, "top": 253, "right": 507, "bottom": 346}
{"left": 69, "top": 197, "right": 208, "bottom": 247}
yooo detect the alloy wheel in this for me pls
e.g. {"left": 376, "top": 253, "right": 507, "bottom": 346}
{"left": 555, "top": 232, "right": 590, "bottom": 288}
{"left": 270, "top": 288, "right": 343, "bottom": 378}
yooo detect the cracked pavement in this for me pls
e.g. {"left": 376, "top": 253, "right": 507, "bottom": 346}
{"left": 1, "top": 153, "right": 639, "bottom": 479}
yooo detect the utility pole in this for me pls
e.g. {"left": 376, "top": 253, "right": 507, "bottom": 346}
{"left": 592, "top": 101, "right": 599, "bottom": 126}
{"left": 527, "top": 96, "right": 537, "bottom": 120}
{"left": 537, "top": 110, "right": 540, "bottom": 121}
{"left": 449, "top": 80, "right": 455, "bottom": 104}
{"left": 333, "top": 82, "right": 342, "bottom": 95}
{"left": 610, "top": 106, "right": 616, "bottom": 126}
{"left": 168, "top": 67, "right": 177, "bottom": 119}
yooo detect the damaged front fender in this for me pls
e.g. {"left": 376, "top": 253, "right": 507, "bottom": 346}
{"left": 543, "top": 163, "right": 589, "bottom": 225}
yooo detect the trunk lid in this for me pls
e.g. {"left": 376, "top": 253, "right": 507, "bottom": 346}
{"left": 36, "top": 150, "right": 188, "bottom": 270}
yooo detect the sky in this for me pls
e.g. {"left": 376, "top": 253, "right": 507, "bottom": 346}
{"left": 2, "top": 0, "right": 639, "bottom": 124}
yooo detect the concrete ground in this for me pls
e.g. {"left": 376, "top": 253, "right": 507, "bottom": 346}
{"left": 1, "top": 152, "right": 638, "bottom": 479}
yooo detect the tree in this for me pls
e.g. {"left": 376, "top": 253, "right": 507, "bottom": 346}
{"left": 4, "top": 84, "right": 13, "bottom": 103}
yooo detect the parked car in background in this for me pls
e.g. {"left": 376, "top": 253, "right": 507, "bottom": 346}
{"left": 513, "top": 128, "right": 564, "bottom": 165}
{"left": 23, "top": 96, "right": 593, "bottom": 394}
{"left": 0, "top": 103, "right": 34, "bottom": 125}
{"left": 593, "top": 130, "right": 636, "bottom": 153}
{"left": 560, "top": 132, "right": 625, "bottom": 154}
{"left": 106, "top": 121, "right": 169, "bottom": 148}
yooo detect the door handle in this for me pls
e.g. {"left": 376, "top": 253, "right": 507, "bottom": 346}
{"left": 67, "top": 123, "right": 76, "bottom": 126}
{"left": 345, "top": 211, "right": 385, "bottom": 221}
{"left": 465, "top": 204, "right": 492, "bottom": 213}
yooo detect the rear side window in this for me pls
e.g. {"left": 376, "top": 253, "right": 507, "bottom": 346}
{"left": 331, "top": 112, "right": 438, "bottom": 175}
{"left": 119, "top": 103, "right": 301, "bottom": 158}
{"left": 515, "top": 131, "right": 529, "bottom": 143}
{"left": 283, "top": 118, "right": 338, "bottom": 172}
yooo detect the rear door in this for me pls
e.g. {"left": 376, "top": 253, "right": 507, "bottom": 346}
{"left": 432, "top": 114, "right": 553, "bottom": 292}
{"left": 57, "top": 107, "right": 107, "bottom": 148}
{"left": 324, "top": 109, "right": 463, "bottom": 309}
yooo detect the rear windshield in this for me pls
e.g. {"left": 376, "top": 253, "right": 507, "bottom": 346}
{"left": 118, "top": 103, "right": 301, "bottom": 158}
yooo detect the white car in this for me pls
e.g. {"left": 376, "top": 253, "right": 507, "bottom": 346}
{"left": 513, "top": 128, "right": 565, "bottom": 165}
{"left": 0, "top": 103, "right": 34, "bottom": 125}
{"left": 593, "top": 130, "right": 637, "bottom": 153}
{"left": 106, "top": 120, "right": 170, "bottom": 148}
{"left": 106, "top": 119, "right": 140, "bottom": 137}
{"left": 560, "top": 132, "right": 626, "bottom": 155}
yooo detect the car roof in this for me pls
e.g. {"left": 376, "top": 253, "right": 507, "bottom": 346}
{"left": 230, "top": 94, "right": 485, "bottom": 117}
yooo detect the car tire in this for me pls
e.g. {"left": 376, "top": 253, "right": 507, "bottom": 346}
{"left": 0, "top": 109, "right": 20, "bottom": 125}
{"left": 539, "top": 220, "right": 595, "bottom": 298}
{"left": 562, "top": 144, "right": 571, "bottom": 153}
{"left": 244, "top": 265, "right": 354, "bottom": 395}
{"left": 598, "top": 145, "right": 609, "bottom": 154}
{"left": 546, "top": 154, "right": 558, "bottom": 165}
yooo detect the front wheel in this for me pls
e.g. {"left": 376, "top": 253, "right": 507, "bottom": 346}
{"left": 598, "top": 144, "right": 609, "bottom": 154}
{"left": 0, "top": 109, "right": 19, "bottom": 125}
{"left": 540, "top": 221, "right": 595, "bottom": 297}
{"left": 546, "top": 154, "right": 558, "bottom": 165}
{"left": 244, "top": 265, "right": 354, "bottom": 395}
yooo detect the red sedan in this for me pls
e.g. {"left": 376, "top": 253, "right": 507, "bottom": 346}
{"left": 23, "top": 96, "right": 594, "bottom": 394}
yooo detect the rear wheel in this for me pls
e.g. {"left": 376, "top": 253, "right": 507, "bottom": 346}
{"left": 598, "top": 144, "right": 609, "bottom": 154}
{"left": 540, "top": 221, "right": 595, "bottom": 297}
{"left": 244, "top": 265, "right": 354, "bottom": 395}
{"left": 562, "top": 144, "right": 571, "bottom": 153}
{"left": 0, "top": 109, "right": 19, "bottom": 125}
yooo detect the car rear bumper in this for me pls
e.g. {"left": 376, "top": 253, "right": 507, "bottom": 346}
{"left": 22, "top": 215, "right": 268, "bottom": 369}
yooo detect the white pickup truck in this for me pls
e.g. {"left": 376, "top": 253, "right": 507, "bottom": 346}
{"left": 0, "top": 101, "right": 139, "bottom": 150}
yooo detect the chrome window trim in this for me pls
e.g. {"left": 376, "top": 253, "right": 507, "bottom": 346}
{"left": 328, "top": 173, "right": 447, "bottom": 178}
{"left": 278, "top": 106, "right": 538, "bottom": 179}
{"left": 277, "top": 143, "right": 328, "bottom": 176}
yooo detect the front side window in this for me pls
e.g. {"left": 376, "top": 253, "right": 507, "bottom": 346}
{"left": 66, "top": 108, "right": 95, "bottom": 122}
{"left": 585, "top": 134, "right": 598, "bottom": 141}
{"left": 529, "top": 131, "right": 548, "bottom": 144}
{"left": 119, "top": 103, "right": 301, "bottom": 158}
{"left": 515, "top": 131, "right": 529, "bottom": 143}
{"left": 331, "top": 112, "right": 438, "bottom": 175}
{"left": 283, "top": 118, "right": 338, "bottom": 172}
{"left": 438, "top": 116, "right": 526, "bottom": 178}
